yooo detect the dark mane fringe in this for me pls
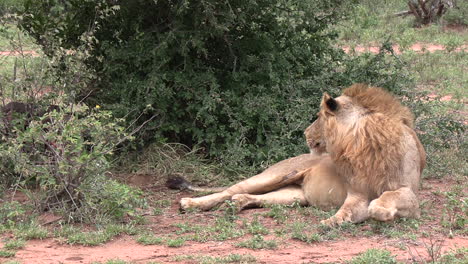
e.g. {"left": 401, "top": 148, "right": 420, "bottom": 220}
{"left": 342, "top": 84, "right": 414, "bottom": 128}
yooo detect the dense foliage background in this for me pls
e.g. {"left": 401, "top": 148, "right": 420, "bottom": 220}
{"left": 19, "top": 0, "right": 409, "bottom": 169}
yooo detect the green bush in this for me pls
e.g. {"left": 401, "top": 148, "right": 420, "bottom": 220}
{"left": 0, "top": 201, "right": 27, "bottom": 227}
{"left": 77, "top": 175, "right": 146, "bottom": 223}
{"left": 19, "top": 0, "right": 412, "bottom": 170}
{"left": 0, "top": 14, "right": 145, "bottom": 223}
{"left": 0, "top": 107, "right": 143, "bottom": 222}
{"left": 444, "top": 0, "right": 468, "bottom": 25}
{"left": 0, "top": 0, "right": 25, "bottom": 15}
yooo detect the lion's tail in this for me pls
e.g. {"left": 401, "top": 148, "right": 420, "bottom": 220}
{"left": 165, "top": 175, "right": 227, "bottom": 193}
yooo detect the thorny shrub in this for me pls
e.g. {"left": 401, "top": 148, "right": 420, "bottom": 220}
{"left": 0, "top": 13, "right": 144, "bottom": 223}
{"left": 0, "top": 107, "right": 143, "bottom": 223}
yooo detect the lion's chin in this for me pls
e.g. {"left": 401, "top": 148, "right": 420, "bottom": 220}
{"left": 309, "top": 149, "right": 325, "bottom": 157}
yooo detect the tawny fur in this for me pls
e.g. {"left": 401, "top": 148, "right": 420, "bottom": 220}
{"left": 319, "top": 85, "right": 424, "bottom": 197}
{"left": 322, "top": 111, "right": 406, "bottom": 197}
{"left": 317, "top": 84, "right": 425, "bottom": 225}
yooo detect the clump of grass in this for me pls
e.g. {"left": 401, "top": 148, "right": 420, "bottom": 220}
{"left": 174, "top": 254, "right": 257, "bottom": 264}
{"left": 174, "top": 214, "right": 244, "bottom": 242}
{"left": 0, "top": 201, "right": 28, "bottom": 228}
{"left": 0, "top": 250, "right": 16, "bottom": 257}
{"left": 438, "top": 247, "right": 468, "bottom": 264}
{"left": 216, "top": 254, "right": 256, "bottom": 264}
{"left": 3, "top": 239, "right": 26, "bottom": 250}
{"left": 236, "top": 234, "right": 277, "bottom": 250}
{"left": 136, "top": 233, "right": 164, "bottom": 245}
{"left": 442, "top": 35, "right": 464, "bottom": 53}
{"left": 152, "top": 199, "right": 172, "bottom": 216}
{"left": 14, "top": 223, "right": 49, "bottom": 240}
{"left": 263, "top": 204, "right": 290, "bottom": 223}
{"left": 349, "top": 248, "right": 397, "bottom": 264}
{"left": 154, "top": 199, "right": 171, "bottom": 207}
{"left": 290, "top": 222, "right": 321, "bottom": 243}
{"left": 296, "top": 205, "right": 335, "bottom": 220}
{"left": 65, "top": 231, "right": 113, "bottom": 246}
{"left": 213, "top": 217, "right": 245, "bottom": 241}
{"left": 222, "top": 200, "right": 239, "bottom": 222}
{"left": 166, "top": 237, "right": 185, "bottom": 247}
{"left": 440, "top": 190, "right": 467, "bottom": 236}
{"left": 367, "top": 218, "right": 420, "bottom": 239}
{"left": 55, "top": 224, "right": 136, "bottom": 246}
{"left": 243, "top": 216, "right": 269, "bottom": 235}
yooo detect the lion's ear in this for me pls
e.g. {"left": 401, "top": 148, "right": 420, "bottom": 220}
{"left": 321, "top": 93, "right": 339, "bottom": 114}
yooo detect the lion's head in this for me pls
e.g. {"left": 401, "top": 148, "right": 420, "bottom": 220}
{"left": 304, "top": 120, "right": 326, "bottom": 155}
{"left": 313, "top": 83, "right": 415, "bottom": 149}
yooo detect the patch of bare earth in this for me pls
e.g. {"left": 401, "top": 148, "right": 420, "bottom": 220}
{"left": 1, "top": 42, "right": 467, "bottom": 59}
{"left": 7, "top": 235, "right": 467, "bottom": 264}
{"left": 0, "top": 50, "right": 38, "bottom": 56}
{"left": 342, "top": 43, "right": 468, "bottom": 54}
{"left": 1, "top": 178, "right": 467, "bottom": 264}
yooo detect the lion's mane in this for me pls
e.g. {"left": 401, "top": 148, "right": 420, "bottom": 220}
{"left": 320, "top": 84, "right": 424, "bottom": 197}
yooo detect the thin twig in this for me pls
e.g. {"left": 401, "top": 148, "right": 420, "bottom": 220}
{"left": 112, "top": 113, "right": 159, "bottom": 148}
{"left": 394, "top": 10, "right": 413, "bottom": 17}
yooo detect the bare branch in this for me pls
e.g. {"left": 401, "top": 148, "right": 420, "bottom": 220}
{"left": 394, "top": 10, "right": 413, "bottom": 17}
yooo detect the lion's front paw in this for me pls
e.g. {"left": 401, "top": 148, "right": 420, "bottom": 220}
{"left": 368, "top": 202, "right": 397, "bottom": 222}
{"left": 231, "top": 194, "right": 253, "bottom": 211}
{"left": 320, "top": 215, "right": 349, "bottom": 227}
{"left": 321, "top": 216, "right": 342, "bottom": 227}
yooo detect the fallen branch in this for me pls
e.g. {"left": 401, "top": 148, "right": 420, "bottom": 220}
{"left": 394, "top": 10, "right": 413, "bottom": 17}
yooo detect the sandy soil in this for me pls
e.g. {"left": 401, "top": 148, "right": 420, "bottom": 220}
{"left": 1, "top": 178, "right": 467, "bottom": 264}
{"left": 1, "top": 42, "right": 467, "bottom": 57}
{"left": 6, "top": 234, "right": 467, "bottom": 264}
{"left": 341, "top": 43, "right": 467, "bottom": 54}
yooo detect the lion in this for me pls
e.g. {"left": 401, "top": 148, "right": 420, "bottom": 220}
{"left": 316, "top": 83, "right": 426, "bottom": 225}
{"left": 174, "top": 84, "right": 425, "bottom": 226}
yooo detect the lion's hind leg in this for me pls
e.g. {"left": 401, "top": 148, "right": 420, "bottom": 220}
{"left": 179, "top": 169, "right": 307, "bottom": 211}
{"left": 232, "top": 185, "right": 307, "bottom": 211}
{"left": 180, "top": 154, "right": 321, "bottom": 211}
{"left": 180, "top": 192, "right": 233, "bottom": 211}
{"left": 368, "top": 187, "right": 420, "bottom": 222}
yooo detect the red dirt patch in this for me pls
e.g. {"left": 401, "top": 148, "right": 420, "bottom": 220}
{"left": 2, "top": 42, "right": 466, "bottom": 59}
{"left": 0, "top": 50, "right": 38, "bottom": 56}
{"left": 1, "top": 179, "right": 467, "bottom": 263}
{"left": 5, "top": 235, "right": 467, "bottom": 264}
{"left": 342, "top": 43, "right": 468, "bottom": 54}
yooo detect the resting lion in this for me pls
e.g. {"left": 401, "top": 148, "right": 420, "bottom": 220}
{"left": 174, "top": 84, "right": 425, "bottom": 225}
